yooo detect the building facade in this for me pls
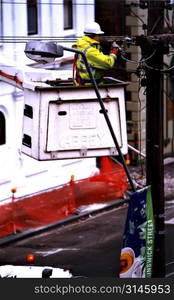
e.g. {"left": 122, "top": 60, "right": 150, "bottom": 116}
{"left": 125, "top": 2, "right": 174, "bottom": 159}
{"left": 0, "top": 0, "right": 97, "bottom": 203}
{"left": 95, "top": 0, "right": 174, "bottom": 161}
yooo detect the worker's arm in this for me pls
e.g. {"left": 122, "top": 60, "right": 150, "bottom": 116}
{"left": 86, "top": 46, "right": 117, "bottom": 70}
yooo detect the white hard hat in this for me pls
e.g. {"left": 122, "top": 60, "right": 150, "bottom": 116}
{"left": 84, "top": 22, "right": 104, "bottom": 35}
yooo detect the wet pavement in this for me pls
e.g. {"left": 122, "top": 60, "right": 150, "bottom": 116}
{"left": 164, "top": 158, "right": 174, "bottom": 201}
{"left": 129, "top": 157, "right": 174, "bottom": 202}
{"left": 0, "top": 158, "right": 173, "bottom": 277}
{"left": 0, "top": 205, "right": 128, "bottom": 277}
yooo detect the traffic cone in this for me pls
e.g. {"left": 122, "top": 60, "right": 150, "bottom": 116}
{"left": 125, "top": 153, "right": 131, "bottom": 165}
{"left": 11, "top": 187, "right": 17, "bottom": 234}
{"left": 67, "top": 175, "right": 77, "bottom": 215}
{"left": 100, "top": 157, "right": 113, "bottom": 173}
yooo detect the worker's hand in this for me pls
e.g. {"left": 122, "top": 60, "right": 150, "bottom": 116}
{"left": 110, "top": 42, "right": 122, "bottom": 56}
{"left": 111, "top": 41, "right": 120, "bottom": 49}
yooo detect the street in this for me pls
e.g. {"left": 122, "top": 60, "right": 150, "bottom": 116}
{"left": 0, "top": 160, "right": 174, "bottom": 278}
{"left": 0, "top": 198, "right": 174, "bottom": 278}
{"left": 0, "top": 205, "right": 127, "bottom": 277}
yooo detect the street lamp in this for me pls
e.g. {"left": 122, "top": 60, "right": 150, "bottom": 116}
{"left": 25, "top": 40, "right": 135, "bottom": 192}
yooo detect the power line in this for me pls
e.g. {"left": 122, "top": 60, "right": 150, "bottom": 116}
{"left": 0, "top": 35, "right": 131, "bottom": 43}
{"left": 0, "top": 38, "right": 78, "bottom": 42}
{"left": 0, "top": 1, "right": 95, "bottom": 5}
{"left": 0, "top": 0, "right": 172, "bottom": 7}
{"left": 120, "top": 49, "right": 157, "bottom": 65}
{"left": 144, "top": 61, "right": 174, "bottom": 73}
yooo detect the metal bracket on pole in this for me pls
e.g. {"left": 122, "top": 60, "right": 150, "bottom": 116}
{"left": 128, "top": 144, "right": 146, "bottom": 158}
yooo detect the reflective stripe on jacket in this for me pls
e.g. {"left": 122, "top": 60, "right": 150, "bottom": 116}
{"left": 72, "top": 35, "right": 116, "bottom": 85}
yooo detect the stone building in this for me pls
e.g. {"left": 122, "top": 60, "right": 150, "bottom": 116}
{"left": 95, "top": 0, "right": 174, "bottom": 160}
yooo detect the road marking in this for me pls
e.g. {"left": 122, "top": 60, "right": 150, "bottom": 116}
{"left": 166, "top": 260, "right": 174, "bottom": 266}
{"left": 165, "top": 205, "right": 174, "bottom": 210}
{"left": 36, "top": 248, "right": 80, "bottom": 257}
{"left": 165, "top": 271, "right": 174, "bottom": 277}
{"left": 165, "top": 218, "right": 174, "bottom": 224}
{"left": 165, "top": 200, "right": 174, "bottom": 204}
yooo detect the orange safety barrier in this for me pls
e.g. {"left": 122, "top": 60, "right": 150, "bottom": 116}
{"left": 0, "top": 158, "right": 128, "bottom": 238}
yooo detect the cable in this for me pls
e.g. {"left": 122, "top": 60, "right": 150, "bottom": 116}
{"left": 120, "top": 49, "right": 157, "bottom": 65}
{"left": 0, "top": 39, "right": 78, "bottom": 43}
{"left": 129, "top": 7, "right": 147, "bottom": 36}
{"left": 0, "top": 36, "right": 78, "bottom": 38}
{"left": 149, "top": 15, "right": 164, "bottom": 35}
{"left": 138, "top": 80, "right": 145, "bottom": 165}
{"left": 163, "top": 88, "right": 174, "bottom": 103}
{"left": 144, "top": 61, "right": 174, "bottom": 73}
{"left": 164, "top": 15, "right": 174, "bottom": 33}
{"left": 0, "top": 36, "right": 128, "bottom": 42}
{"left": 0, "top": 1, "right": 95, "bottom": 5}
{"left": 0, "top": 0, "right": 172, "bottom": 7}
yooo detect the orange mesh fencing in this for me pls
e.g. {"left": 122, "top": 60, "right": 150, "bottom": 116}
{"left": 0, "top": 158, "right": 128, "bottom": 238}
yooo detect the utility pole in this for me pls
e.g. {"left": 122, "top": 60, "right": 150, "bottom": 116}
{"left": 103, "top": 0, "right": 174, "bottom": 277}
{"left": 144, "top": 0, "right": 165, "bottom": 277}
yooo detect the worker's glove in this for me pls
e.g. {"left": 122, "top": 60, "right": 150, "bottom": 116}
{"left": 110, "top": 41, "right": 122, "bottom": 56}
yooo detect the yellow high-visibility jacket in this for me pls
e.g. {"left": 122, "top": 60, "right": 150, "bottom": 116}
{"left": 72, "top": 35, "right": 116, "bottom": 85}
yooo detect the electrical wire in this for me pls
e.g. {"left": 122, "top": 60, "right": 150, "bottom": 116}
{"left": 0, "top": 0, "right": 163, "bottom": 6}
{"left": 0, "top": 0, "right": 173, "bottom": 8}
{"left": 0, "top": 0, "right": 111, "bottom": 5}
{"left": 0, "top": 36, "right": 128, "bottom": 42}
{"left": 137, "top": 81, "right": 145, "bottom": 177}
{"left": 0, "top": 40, "right": 78, "bottom": 43}
{"left": 0, "top": 1, "right": 95, "bottom": 5}
{"left": 144, "top": 61, "right": 174, "bottom": 73}
{"left": 130, "top": 8, "right": 145, "bottom": 26}
{"left": 120, "top": 48, "right": 174, "bottom": 74}
{"left": 129, "top": 7, "right": 147, "bottom": 36}
{"left": 163, "top": 88, "right": 174, "bottom": 103}
{"left": 164, "top": 15, "right": 174, "bottom": 34}
{"left": 120, "top": 49, "right": 157, "bottom": 66}
{"left": 149, "top": 15, "right": 164, "bottom": 35}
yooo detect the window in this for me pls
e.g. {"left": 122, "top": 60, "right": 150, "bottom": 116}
{"left": 0, "top": 112, "right": 6, "bottom": 145}
{"left": 64, "top": 0, "right": 73, "bottom": 30}
{"left": 27, "top": 0, "right": 38, "bottom": 35}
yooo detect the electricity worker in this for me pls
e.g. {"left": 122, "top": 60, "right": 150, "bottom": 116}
{"left": 72, "top": 21, "right": 120, "bottom": 85}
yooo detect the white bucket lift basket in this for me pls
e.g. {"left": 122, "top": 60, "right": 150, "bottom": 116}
{"left": 22, "top": 82, "right": 128, "bottom": 160}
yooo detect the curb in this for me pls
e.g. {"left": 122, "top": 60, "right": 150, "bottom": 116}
{"left": 0, "top": 198, "right": 128, "bottom": 247}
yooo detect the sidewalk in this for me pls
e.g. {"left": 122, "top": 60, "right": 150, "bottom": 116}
{"left": 129, "top": 157, "right": 174, "bottom": 201}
